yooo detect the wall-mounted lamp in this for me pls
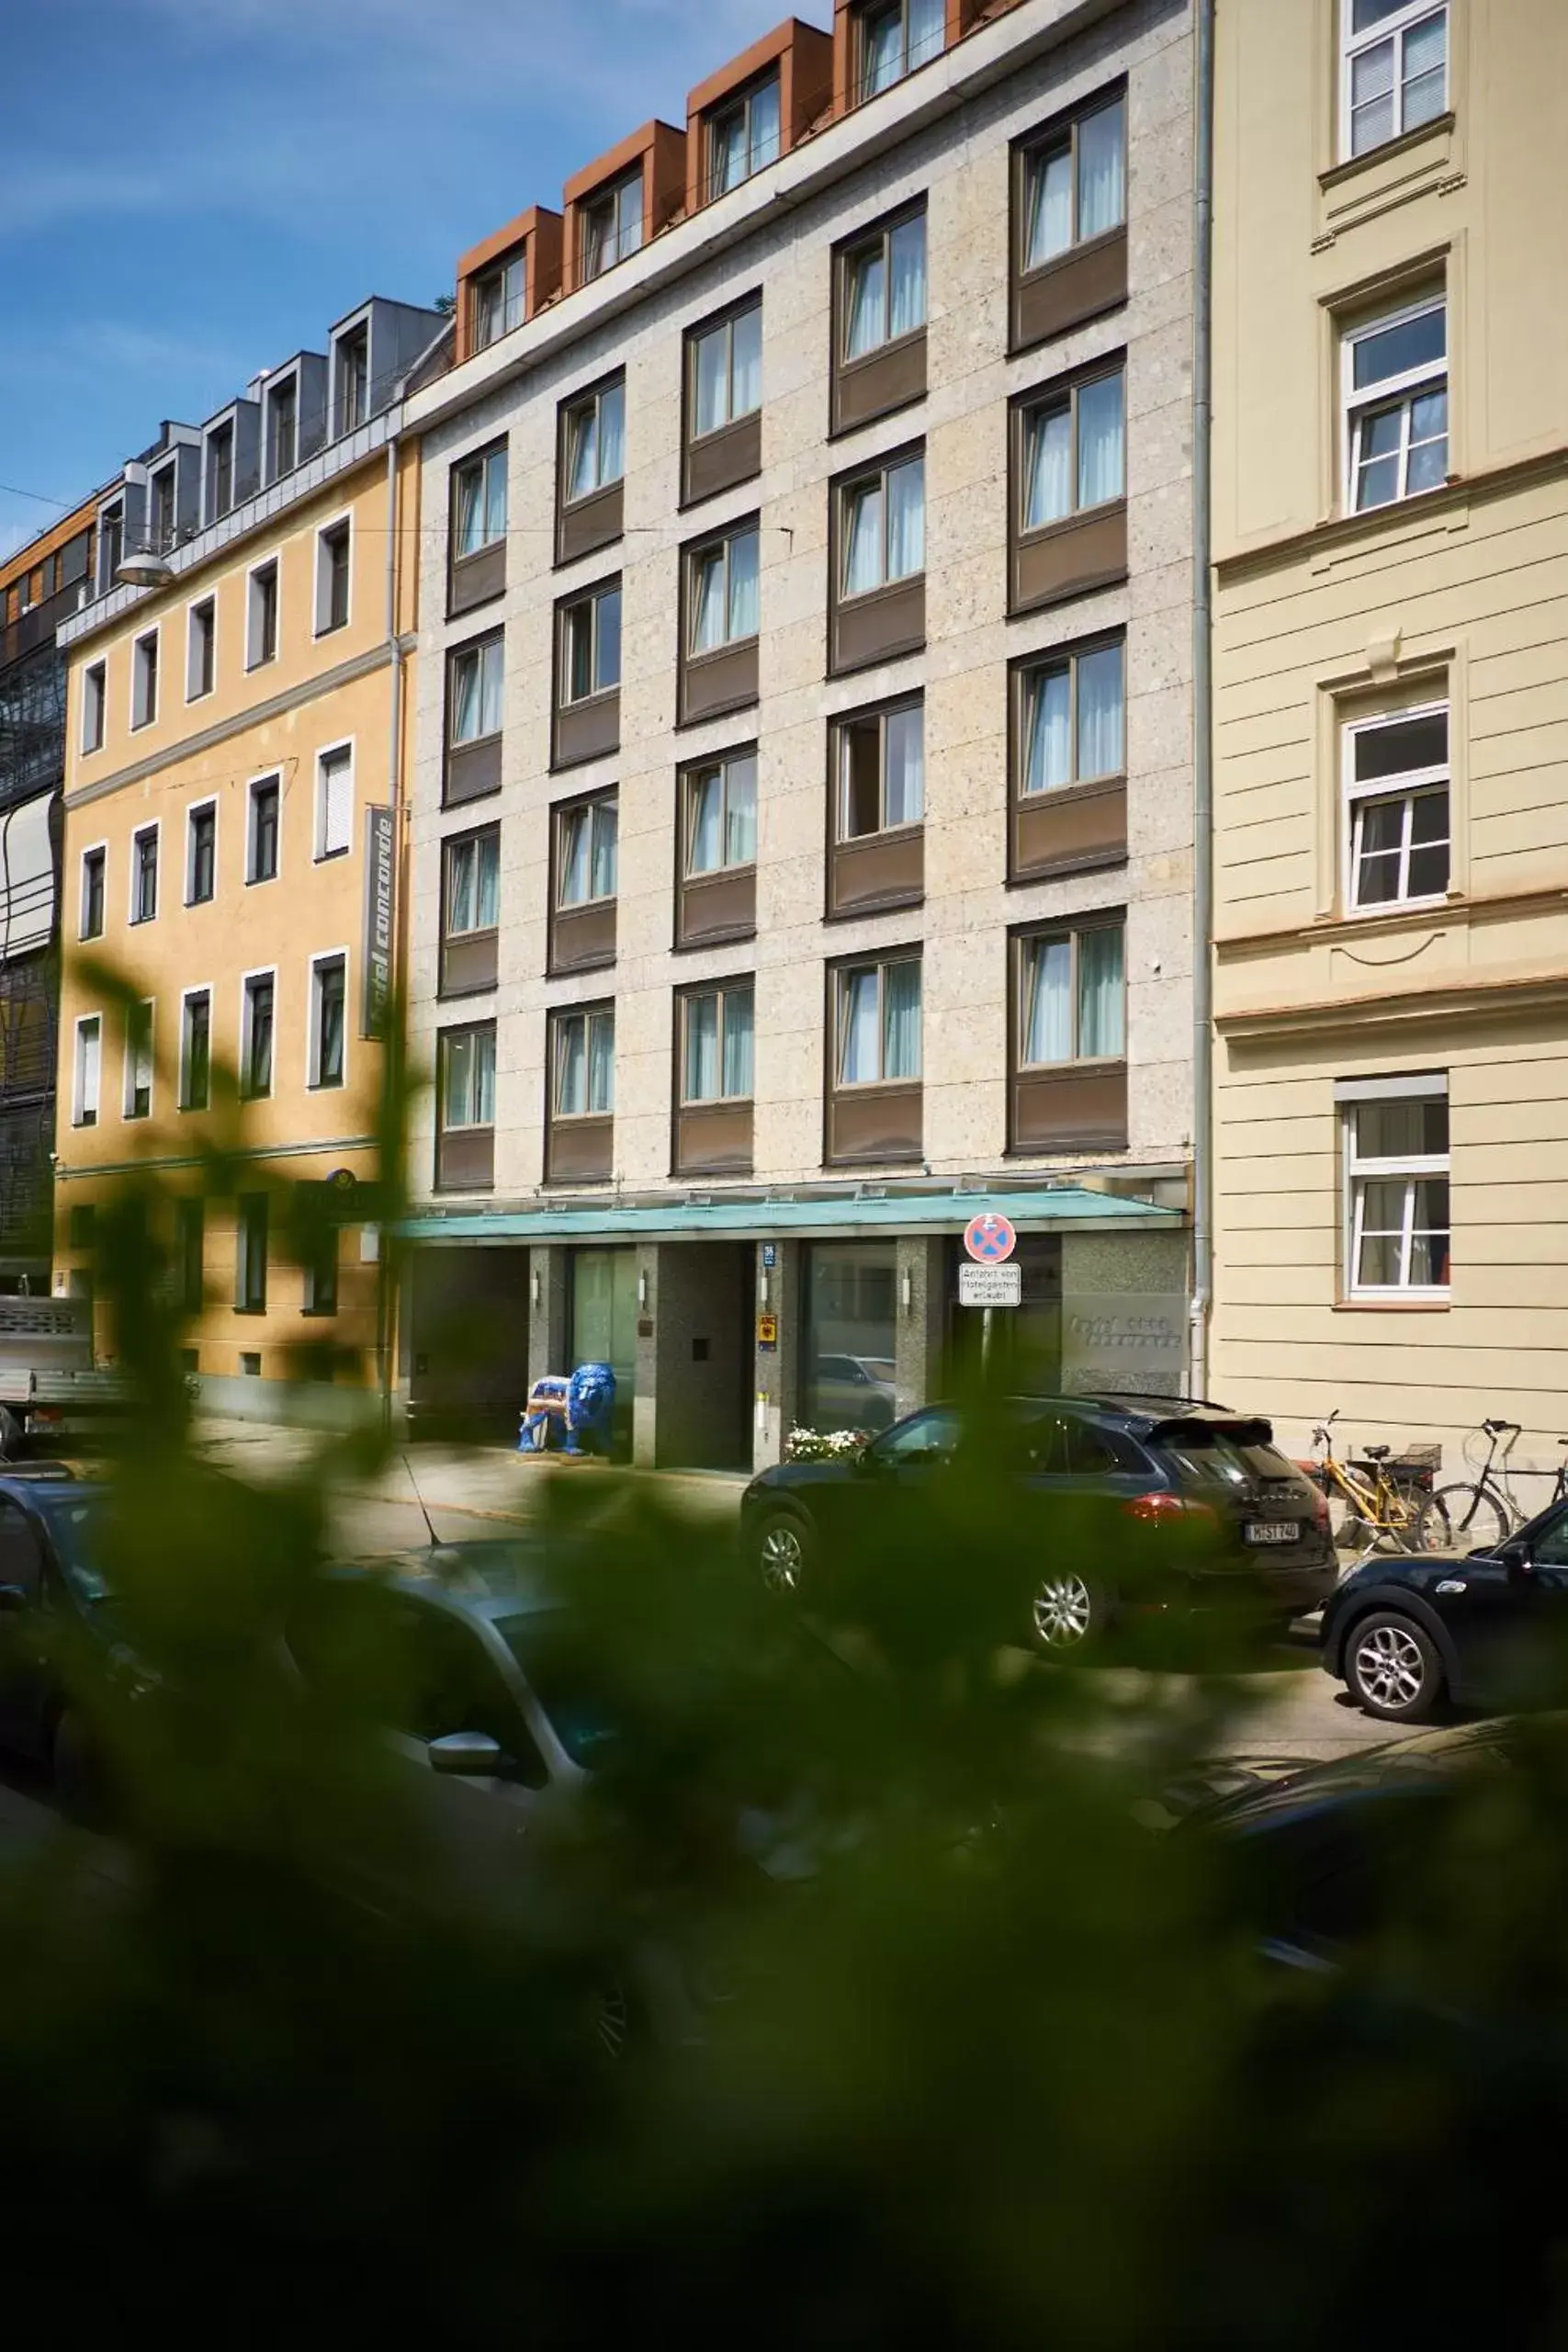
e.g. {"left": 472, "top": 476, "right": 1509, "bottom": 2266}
{"left": 637, "top": 1267, "right": 649, "bottom": 1312}
{"left": 530, "top": 1265, "right": 541, "bottom": 1310}
{"left": 900, "top": 1266, "right": 913, "bottom": 1314}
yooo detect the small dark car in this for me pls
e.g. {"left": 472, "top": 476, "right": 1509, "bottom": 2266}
{"left": 740, "top": 1394, "right": 1336, "bottom": 1647}
{"left": 0, "top": 1467, "right": 118, "bottom": 1792}
{"left": 1322, "top": 1492, "right": 1568, "bottom": 1722}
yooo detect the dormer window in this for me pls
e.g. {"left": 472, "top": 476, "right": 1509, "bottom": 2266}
{"left": 473, "top": 253, "right": 525, "bottom": 351}
{"left": 98, "top": 506, "right": 124, "bottom": 595}
{"left": 707, "top": 72, "right": 782, "bottom": 198}
{"left": 208, "top": 421, "right": 234, "bottom": 523}
{"left": 150, "top": 465, "right": 176, "bottom": 555}
{"left": 581, "top": 171, "right": 642, "bottom": 282}
{"left": 336, "top": 326, "right": 369, "bottom": 436}
{"left": 268, "top": 378, "right": 298, "bottom": 480}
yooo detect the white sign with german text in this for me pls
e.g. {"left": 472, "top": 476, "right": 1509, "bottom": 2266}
{"left": 958, "top": 1262, "right": 1022, "bottom": 1307}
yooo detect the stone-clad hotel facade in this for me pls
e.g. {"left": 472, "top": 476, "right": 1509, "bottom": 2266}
{"left": 399, "top": 0, "right": 1199, "bottom": 1466}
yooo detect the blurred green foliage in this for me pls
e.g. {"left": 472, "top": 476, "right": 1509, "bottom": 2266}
{"left": 3, "top": 979, "right": 1568, "bottom": 2346}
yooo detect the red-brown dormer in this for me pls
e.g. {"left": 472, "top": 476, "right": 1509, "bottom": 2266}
{"left": 454, "top": 207, "right": 564, "bottom": 365}
{"left": 562, "top": 121, "right": 687, "bottom": 295}
{"left": 831, "top": 0, "right": 990, "bottom": 116}
{"left": 684, "top": 17, "right": 834, "bottom": 214}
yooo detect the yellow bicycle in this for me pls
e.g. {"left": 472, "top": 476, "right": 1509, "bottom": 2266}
{"left": 1310, "top": 1411, "right": 1434, "bottom": 1555}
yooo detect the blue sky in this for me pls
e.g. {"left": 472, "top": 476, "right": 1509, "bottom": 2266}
{"left": 0, "top": 0, "right": 820, "bottom": 563}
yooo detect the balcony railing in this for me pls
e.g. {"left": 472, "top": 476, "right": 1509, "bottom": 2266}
{"left": 1, "top": 579, "right": 88, "bottom": 675}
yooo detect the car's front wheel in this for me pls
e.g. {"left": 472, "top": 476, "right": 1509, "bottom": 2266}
{"left": 1031, "top": 1571, "right": 1107, "bottom": 1652}
{"left": 755, "top": 1511, "right": 815, "bottom": 1598}
{"left": 1344, "top": 1609, "right": 1445, "bottom": 1723}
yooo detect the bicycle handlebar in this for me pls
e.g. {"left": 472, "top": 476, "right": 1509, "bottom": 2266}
{"left": 1483, "top": 1419, "right": 1523, "bottom": 1436}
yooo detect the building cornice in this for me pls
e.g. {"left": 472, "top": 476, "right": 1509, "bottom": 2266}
{"left": 55, "top": 1132, "right": 379, "bottom": 1182}
{"left": 1215, "top": 882, "right": 1568, "bottom": 960}
{"left": 1217, "top": 968, "right": 1568, "bottom": 1042}
{"left": 1213, "top": 444, "right": 1568, "bottom": 589}
{"left": 405, "top": 0, "right": 1128, "bottom": 442}
{"left": 64, "top": 639, "right": 411, "bottom": 808}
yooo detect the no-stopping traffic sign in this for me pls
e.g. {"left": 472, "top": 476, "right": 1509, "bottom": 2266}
{"left": 963, "top": 1212, "right": 1017, "bottom": 1265}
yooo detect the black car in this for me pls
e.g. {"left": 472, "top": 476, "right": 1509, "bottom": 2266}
{"left": 0, "top": 1467, "right": 117, "bottom": 1794}
{"left": 740, "top": 1394, "right": 1337, "bottom": 1648}
{"left": 1322, "top": 1492, "right": 1568, "bottom": 1722}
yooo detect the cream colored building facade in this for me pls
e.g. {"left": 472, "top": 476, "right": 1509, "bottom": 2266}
{"left": 54, "top": 298, "right": 439, "bottom": 1417}
{"left": 401, "top": 0, "right": 1200, "bottom": 1464}
{"left": 1211, "top": 0, "right": 1568, "bottom": 1474}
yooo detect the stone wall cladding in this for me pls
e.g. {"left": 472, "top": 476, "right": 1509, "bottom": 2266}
{"left": 407, "top": 0, "right": 1195, "bottom": 1204}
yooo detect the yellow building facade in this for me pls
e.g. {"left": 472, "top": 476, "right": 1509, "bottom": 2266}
{"left": 54, "top": 297, "right": 438, "bottom": 1417}
{"left": 1210, "top": 0, "right": 1568, "bottom": 1473}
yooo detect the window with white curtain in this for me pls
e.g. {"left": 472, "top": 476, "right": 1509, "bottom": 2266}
{"left": 564, "top": 379, "right": 626, "bottom": 504}
{"left": 73, "top": 1015, "right": 101, "bottom": 1127}
{"left": 691, "top": 301, "right": 762, "bottom": 438}
{"left": 1019, "top": 922, "right": 1125, "bottom": 1066}
{"left": 1340, "top": 1077, "right": 1450, "bottom": 1294}
{"left": 581, "top": 172, "right": 643, "bottom": 280}
{"left": 842, "top": 208, "right": 927, "bottom": 361}
{"left": 561, "top": 583, "right": 621, "bottom": 704}
{"left": 707, "top": 74, "right": 782, "bottom": 198}
{"left": 837, "top": 700, "right": 924, "bottom": 838}
{"left": 837, "top": 956, "right": 921, "bottom": 1086}
{"left": 557, "top": 795, "right": 618, "bottom": 907}
{"left": 1019, "top": 640, "right": 1125, "bottom": 797}
{"left": 453, "top": 446, "right": 507, "bottom": 558}
{"left": 554, "top": 1008, "right": 615, "bottom": 1117}
{"left": 316, "top": 745, "right": 354, "bottom": 860}
{"left": 684, "top": 752, "right": 757, "bottom": 876}
{"left": 1021, "top": 91, "right": 1126, "bottom": 272}
{"left": 1341, "top": 0, "right": 1447, "bottom": 158}
{"left": 1343, "top": 704, "right": 1450, "bottom": 910}
{"left": 1344, "top": 296, "right": 1447, "bottom": 512}
{"left": 472, "top": 254, "right": 525, "bottom": 351}
{"left": 841, "top": 454, "right": 925, "bottom": 599}
{"left": 682, "top": 983, "right": 754, "bottom": 1103}
{"left": 689, "top": 524, "right": 761, "bottom": 653}
{"left": 448, "top": 635, "right": 504, "bottom": 743}
{"left": 1021, "top": 369, "right": 1126, "bottom": 529}
{"left": 442, "top": 1023, "right": 497, "bottom": 1130}
{"left": 444, "top": 828, "right": 501, "bottom": 938}
{"left": 857, "top": 0, "right": 944, "bottom": 98}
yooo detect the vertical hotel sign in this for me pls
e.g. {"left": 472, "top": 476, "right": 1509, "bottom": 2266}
{"left": 361, "top": 805, "right": 394, "bottom": 1038}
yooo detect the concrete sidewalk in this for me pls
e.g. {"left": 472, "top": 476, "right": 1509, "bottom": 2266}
{"left": 190, "top": 1417, "right": 750, "bottom": 1529}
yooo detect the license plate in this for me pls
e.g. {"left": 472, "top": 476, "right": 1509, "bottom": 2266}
{"left": 1246, "top": 1521, "right": 1299, "bottom": 1546}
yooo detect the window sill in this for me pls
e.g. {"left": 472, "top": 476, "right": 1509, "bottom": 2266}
{"left": 307, "top": 1080, "right": 345, "bottom": 1094}
{"left": 312, "top": 621, "right": 350, "bottom": 642}
{"left": 299, "top": 1307, "right": 339, "bottom": 1320}
{"left": 314, "top": 846, "right": 351, "bottom": 865}
{"left": 1333, "top": 1296, "right": 1450, "bottom": 1313}
{"left": 234, "top": 1306, "right": 268, "bottom": 1318}
{"left": 1319, "top": 113, "right": 1456, "bottom": 193}
{"left": 244, "top": 655, "right": 278, "bottom": 674}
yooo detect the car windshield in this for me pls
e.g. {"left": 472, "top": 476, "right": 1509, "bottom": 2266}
{"left": 37, "top": 1497, "right": 112, "bottom": 1604}
{"left": 1158, "top": 1427, "right": 1294, "bottom": 1490}
{"left": 492, "top": 1613, "right": 618, "bottom": 1770}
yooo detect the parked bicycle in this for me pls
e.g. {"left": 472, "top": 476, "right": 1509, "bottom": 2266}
{"left": 1418, "top": 1419, "right": 1568, "bottom": 1552}
{"left": 1310, "top": 1410, "right": 1434, "bottom": 1555}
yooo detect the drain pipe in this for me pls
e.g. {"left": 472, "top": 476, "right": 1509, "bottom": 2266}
{"left": 378, "top": 419, "right": 406, "bottom": 1439}
{"left": 1188, "top": 0, "right": 1216, "bottom": 1402}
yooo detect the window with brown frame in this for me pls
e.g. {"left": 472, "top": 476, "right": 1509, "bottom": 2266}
{"left": 829, "top": 695, "right": 924, "bottom": 917}
{"left": 1010, "top": 636, "right": 1126, "bottom": 879}
{"left": 680, "top": 519, "right": 760, "bottom": 724}
{"left": 547, "top": 1002, "right": 615, "bottom": 1182}
{"left": 825, "top": 952, "right": 922, "bottom": 1165}
{"left": 557, "top": 374, "right": 625, "bottom": 564}
{"left": 553, "top": 578, "right": 621, "bottom": 767}
{"left": 1011, "top": 85, "right": 1127, "bottom": 352}
{"left": 705, "top": 72, "right": 782, "bottom": 198}
{"left": 472, "top": 251, "right": 525, "bottom": 352}
{"left": 448, "top": 441, "right": 507, "bottom": 617}
{"left": 579, "top": 171, "right": 643, "bottom": 283}
{"left": 444, "top": 630, "right": 504, "bottom": 807}
{"left": 829, "top": 446, "right": 925, "bottom": 673}
{"left": 436, "top": 1021, "right": 497, "bottom": 1192}
{"left": 1010, "top": 916, "right": 1127, "bottom": 1153}
{"left": 674, "top": 978, "right": 754, "bottom": 1175}
{"left": 549, "top": 790, "right": 618, "bottom": 975}
{"left": 440, "top": 824, "right": 501, "bottom": 997}
{"left": 832, "top": 201, "right": 927, "bottom": 435}
{"left": 682, "top": 297, "right": 761, "bottom": 506}
{"left": 677, "top": 748, "right": 757, "bottom": 948}
{"left": 852, "top": 0, "right": 945, "bottom": 103}
{"left": 1009, "top": 362, "right": 1127, "bottom": 612}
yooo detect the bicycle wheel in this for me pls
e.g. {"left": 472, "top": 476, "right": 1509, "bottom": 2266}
{"left": 1420, "top": 1482, "right": 1509, "bottom": 1554}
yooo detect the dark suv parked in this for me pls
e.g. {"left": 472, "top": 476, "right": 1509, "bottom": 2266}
{"left": 740, "top": 1394, "right": 1336, "bottom": 1647}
